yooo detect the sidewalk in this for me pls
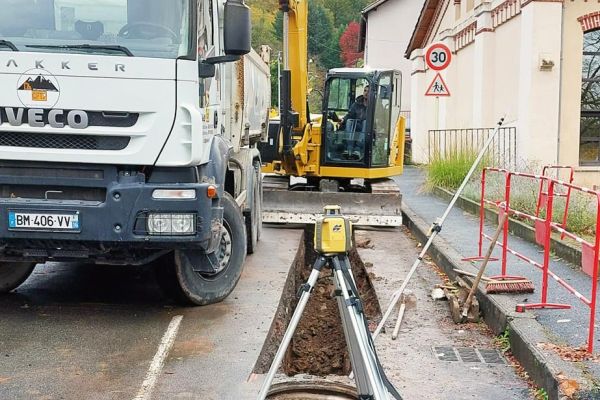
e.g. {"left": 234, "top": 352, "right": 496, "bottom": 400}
{"left": 394, "top": 167, "right": 600, "bottom": 379}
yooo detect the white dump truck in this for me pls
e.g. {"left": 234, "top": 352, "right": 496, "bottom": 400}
{"left": 0, "top": 0, "right": 270, "bottom": 305}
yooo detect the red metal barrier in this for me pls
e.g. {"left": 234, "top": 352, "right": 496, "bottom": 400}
{"left": 464, "top": 168, "right": 547, "bottom": 280}
{"left": 521, "top": 178, "right": 600, "bottom": 353}
{"left": 535, "top": 166, "right": 574, "bottom": 242}
{"left": 462, "top": 167, "right": 508, "bottom": 263}
{"left": 464, "top": 166, "right": 600, "bottom": 352}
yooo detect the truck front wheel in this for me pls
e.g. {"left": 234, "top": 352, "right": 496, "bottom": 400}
{"left": 0, "top": 262, "right": 36, "bottom": 293}
{"left": 171, "top": 192, "right": 247, "bottom": 305}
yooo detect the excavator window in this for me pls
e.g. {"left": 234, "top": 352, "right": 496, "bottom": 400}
{"left": 372, "top": 73, "right": 393, "bottom": 166}
{"left": 323, "top": 77, "right": 371, "bottom": 165}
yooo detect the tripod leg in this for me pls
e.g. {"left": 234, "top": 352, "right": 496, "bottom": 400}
{"left": 257, "top": 256, "right": 327, "bottom": 400}
{"left": 333, "top": 263, "right": 372, "bottom": 395}
{"left": 332, "top": 256, "right": 389, "bottom": 399}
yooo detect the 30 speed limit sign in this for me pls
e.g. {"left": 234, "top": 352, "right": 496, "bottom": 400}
{"left": 426, "top": 43, "right": 452, "bottom": 71}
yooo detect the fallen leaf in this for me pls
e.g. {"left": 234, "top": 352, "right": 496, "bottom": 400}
{"left": 559, "top": 379, "right": 579, "bottom": 397}
{"left": 537, "top": 343, "right": 600, "bottom": 363}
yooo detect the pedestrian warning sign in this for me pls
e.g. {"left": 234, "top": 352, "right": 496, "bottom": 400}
{"left": 425, "top": 73, "right": 450, "bottom": 97}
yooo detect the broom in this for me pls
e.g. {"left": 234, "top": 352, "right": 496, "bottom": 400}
{"left": 486, "top": 276, "right": 534, "bottom": 294}
{"left": 454, "top": 270, "right": 534, "bottom": 294}
{"left": 456, "top": 213, "right": 534, "bottom": 296}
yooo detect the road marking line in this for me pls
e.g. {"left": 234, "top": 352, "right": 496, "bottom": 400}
{"left": 133, "top": 315, "right": 183, "bottom": 400}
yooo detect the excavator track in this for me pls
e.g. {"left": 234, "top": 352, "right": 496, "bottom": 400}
{"left": 262, "top": 175, "right": 402, "bottom": 227}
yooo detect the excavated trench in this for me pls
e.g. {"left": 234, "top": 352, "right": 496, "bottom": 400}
{"left": 254, "top": 226, "right": 382, "bottom": 397}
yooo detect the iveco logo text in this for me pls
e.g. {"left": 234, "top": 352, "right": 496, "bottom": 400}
{"left": 3, "top": 59, "right": 126, "bottom": 72}
{"left": 0, "top": 108, "right": 89, "bottom": 129}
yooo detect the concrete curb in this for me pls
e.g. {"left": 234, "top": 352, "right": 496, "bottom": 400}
{"left": 431, "top": 186, "right": 582, "bottom": 268}
{"left": 401, "top": 203, "right": 598, "bottom": 400}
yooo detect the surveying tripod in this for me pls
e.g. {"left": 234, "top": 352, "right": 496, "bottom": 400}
{"left": 257, "top": 207, "right": 402, "bottom": 400}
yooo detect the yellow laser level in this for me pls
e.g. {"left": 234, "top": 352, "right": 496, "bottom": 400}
{"left": 314, "top": 206, "right": 353, "bottom": 255}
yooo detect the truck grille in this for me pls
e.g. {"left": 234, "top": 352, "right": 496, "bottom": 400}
{"left": 0, "top": 132, "right": 130, "bottom": 150}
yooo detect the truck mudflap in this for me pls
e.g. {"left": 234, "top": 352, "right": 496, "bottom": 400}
{"left": 262, "top": 178, "right": 403, "bottom": 227}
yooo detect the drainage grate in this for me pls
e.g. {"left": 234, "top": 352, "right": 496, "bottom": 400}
{"left": 433, "top": 346, "right": 459, "bottom": 362}
{"left": 478, "top": 349, "right": 505, "bottom": 364}
{"left": 457, "top": 347, "right": 480, "bottom": 363}
{"left": 433, "top": 346, "right": 505, "bottom": 364}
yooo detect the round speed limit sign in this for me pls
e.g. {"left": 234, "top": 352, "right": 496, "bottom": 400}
{"left": 426, "top": 43, "right": 452, "bottom": 71}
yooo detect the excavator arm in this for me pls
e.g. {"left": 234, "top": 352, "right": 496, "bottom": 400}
{"left": 278, "top": 0, "right": 310, "bottom": 168}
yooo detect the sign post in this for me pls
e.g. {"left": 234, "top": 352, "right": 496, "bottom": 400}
{"left": 424, "top": 43, "right": 453, "bottom": 130}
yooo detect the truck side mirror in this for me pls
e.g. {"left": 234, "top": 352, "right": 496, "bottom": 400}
{"left": 224, "top": 0, "right": 251, "bottom": 56}
{"left": 199, "top": 61, "right": 216, "bottom": 78}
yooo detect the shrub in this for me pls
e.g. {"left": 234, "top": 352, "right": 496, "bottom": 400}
{"left": 425, "top": 150, "right": 488, "bottom": 190}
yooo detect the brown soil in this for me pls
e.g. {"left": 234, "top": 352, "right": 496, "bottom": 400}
{"left": 253, "top": 227, "right": 381, "bottom": 377}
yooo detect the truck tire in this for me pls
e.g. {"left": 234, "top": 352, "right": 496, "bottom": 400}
{"left": 246, "top": 160, "right": 262, "bottom": 254}
{"left": 0, "top": 262, "right": 36, "bottom": 293}
{"left": 172, "top": 192, "right": 247, "bottom": 305}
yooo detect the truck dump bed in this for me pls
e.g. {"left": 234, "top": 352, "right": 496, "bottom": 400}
{"left": 225, "top": 49, "right": 271, "bottom": 148}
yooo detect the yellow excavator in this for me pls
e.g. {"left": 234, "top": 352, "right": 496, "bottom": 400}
{"left": 259, "top": 0, "right": 405, "bottom": 226}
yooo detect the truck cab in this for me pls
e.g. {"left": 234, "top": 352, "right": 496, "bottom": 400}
{"left": 0, "top": 0, "right": 265, "bottom": 305}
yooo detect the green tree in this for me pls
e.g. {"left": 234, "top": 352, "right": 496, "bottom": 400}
{"left": 270, "top": 58, "right": 280, "bottom": 108}
{"left": 273, "top": 9, "right": 284, "bottom": 45}
{"left": 307, "top": 1, "right": 342, "bottom": 70}
{"left": 323, "top": 0, "right": 369, "bottom": 29}
{"left": 250, "top": 8, "right": 277, "bottom": 50}
{"left": 307, "top": 1, "right": 334, "bottom": 55}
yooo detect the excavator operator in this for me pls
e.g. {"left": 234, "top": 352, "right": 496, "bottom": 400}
{"left": 340, "top": 85, "right": 369, "bottom": 130}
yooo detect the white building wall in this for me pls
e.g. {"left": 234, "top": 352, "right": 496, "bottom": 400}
{"left": 491, "top": 17, "right": 519, "bottom": 127}
{"left": 560, "top": 2, "right": 600, "bottom": 187}
{"left": 365, "top": 0, "right": 426, "bottom": 112}
{"left": 410, "top": 0, "right": 565, "bottom": 170}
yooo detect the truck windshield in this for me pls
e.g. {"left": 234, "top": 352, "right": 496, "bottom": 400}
{"left": 0, "top": 0, "right": 192, "bottom": 59}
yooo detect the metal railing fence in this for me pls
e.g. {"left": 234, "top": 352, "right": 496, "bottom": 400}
{"left": 428, "top": 127, "right": 517, "bottom": 169}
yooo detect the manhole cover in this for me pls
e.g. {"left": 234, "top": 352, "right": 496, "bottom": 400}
{"left": 433, "top": 346, "right": 505, "bottom": 364}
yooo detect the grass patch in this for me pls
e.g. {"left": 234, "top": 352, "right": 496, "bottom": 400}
{"left": 493, "top": 329, "right": 511, "bottom": 354}
{"left": 430, "top": 157, "right": 597, "bottom": 239}
{"left": 426, "top": 150, "right": 488, "bottom": 190}
{"left": 533, "top": 388, "right": 548, "bottom": 400}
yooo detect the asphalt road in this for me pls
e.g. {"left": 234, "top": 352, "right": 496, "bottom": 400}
{"left": 0, "top": 227, "right": 302, "bottom": 400}
{"left": 0, "top": 222, "right": 534, "bottom": 400}
{"left": 395, "top": 167, "right": 600, "bottom": 379}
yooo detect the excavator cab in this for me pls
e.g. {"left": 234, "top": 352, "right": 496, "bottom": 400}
{"left": 322, "top": 69, "right": 402, "bottom": 169}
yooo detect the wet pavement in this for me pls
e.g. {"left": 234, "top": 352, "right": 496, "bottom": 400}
{"left": 0, "top": 227, "right": 302, "bottom": 400}
{"left": 357, "top": 228, "right": 532, "bottom": 400}
{"left": 394, "top": 166, "right": 600, "bottom": 377}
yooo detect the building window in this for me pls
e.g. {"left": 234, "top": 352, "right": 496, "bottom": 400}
{"left": 581, "top": 29, "right": 600, "bottom": 166}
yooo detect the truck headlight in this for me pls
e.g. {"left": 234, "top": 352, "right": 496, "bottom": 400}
{"left": 147, "top": 213, "right": 196, "bottom": 235}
